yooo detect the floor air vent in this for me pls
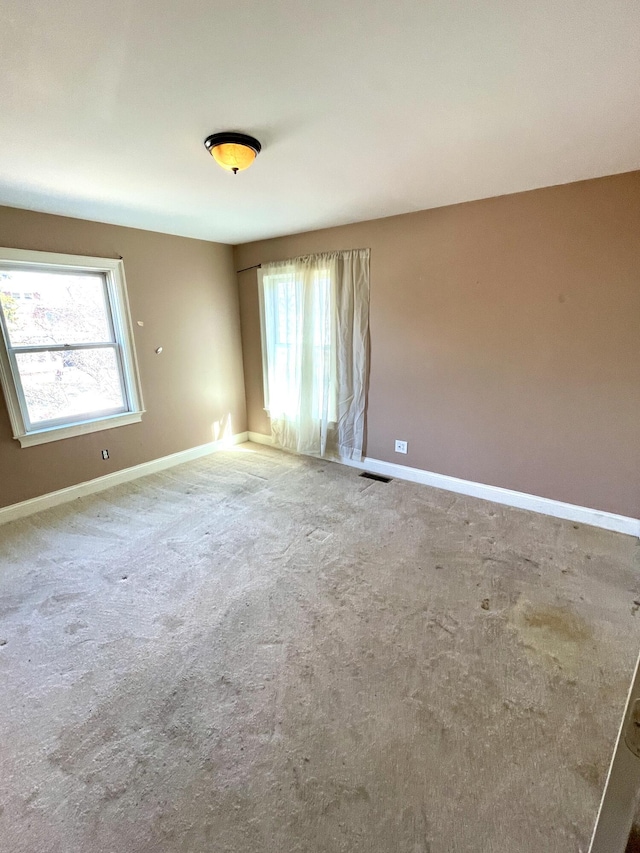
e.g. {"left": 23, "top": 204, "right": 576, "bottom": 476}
{"left": 359, "top": 471, "right": 392, "bottom": 483}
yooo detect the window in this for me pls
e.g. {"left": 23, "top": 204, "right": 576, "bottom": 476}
{"left": 257, "top": 248, "right": 369, "bottom": 461}
{"left": 0, "top": 248, "right": 144, "bottom": 447}
{"left": 260, "top": 268, "right": 336, "bottom": 423}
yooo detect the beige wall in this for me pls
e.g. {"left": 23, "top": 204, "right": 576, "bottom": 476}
{"left": 0, "top": 206, "right": 246, "bottom": 508}
{"left": 235, "top": 172, "right": 640, "bottom": 519}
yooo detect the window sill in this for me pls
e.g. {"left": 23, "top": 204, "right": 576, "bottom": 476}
{"left": 15, "top": 411, "right": 144, "bottom": 448}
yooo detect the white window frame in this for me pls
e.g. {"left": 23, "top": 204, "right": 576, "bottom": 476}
{"left": 0, "top": 247, "right": 144, "bottom": 448}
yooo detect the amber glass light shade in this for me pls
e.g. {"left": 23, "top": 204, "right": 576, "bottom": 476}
{"left": 204, "top": 133, "right": 261, "bottom": 174}
{"left": 210, "top": 143, "right": 256, "bottom": 173}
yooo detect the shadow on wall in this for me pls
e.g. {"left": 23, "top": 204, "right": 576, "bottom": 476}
{"left": 626, "top": 825, "right": 640, "bottom": 852}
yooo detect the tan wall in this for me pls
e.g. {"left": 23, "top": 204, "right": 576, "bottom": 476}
{"left": 0, "top": 206, "right": 246, "bottom": 507}
{"left": 235, "top": 172, "right": 640, "bottom": 519}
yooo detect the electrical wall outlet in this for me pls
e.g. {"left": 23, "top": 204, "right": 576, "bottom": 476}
{"left": 101, "top": 449, "right": 109, "bottom": 460}
{"left": 395, "top": 440, "right": 408, "bottom": 454}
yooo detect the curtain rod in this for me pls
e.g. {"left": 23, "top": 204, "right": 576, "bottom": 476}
{"left": 236, "top": 263, "right": 262, "bottom": 274}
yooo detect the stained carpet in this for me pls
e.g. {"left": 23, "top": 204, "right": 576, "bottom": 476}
{"left": 1, "top": 443, "right": 639, "bottom": 852}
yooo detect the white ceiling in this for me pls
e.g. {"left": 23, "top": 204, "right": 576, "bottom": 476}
{"left": 0, "top": 0, "right": 639, "bottom": 245}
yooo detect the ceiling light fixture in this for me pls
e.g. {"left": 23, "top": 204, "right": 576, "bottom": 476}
{"left": 204, "top": 132, "right": 261, "bottom": 174}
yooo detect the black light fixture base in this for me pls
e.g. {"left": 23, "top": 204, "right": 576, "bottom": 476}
{"left": 204, "top": 132, "right": 262, "bottom": 155}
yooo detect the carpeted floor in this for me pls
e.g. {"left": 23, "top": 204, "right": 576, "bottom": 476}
{"left": 1, "top": 443, "right": 639, "bottom": 852}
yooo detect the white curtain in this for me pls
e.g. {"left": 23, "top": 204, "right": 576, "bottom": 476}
{"left": 258, "top": 249, "right": 370, "bottom": 461}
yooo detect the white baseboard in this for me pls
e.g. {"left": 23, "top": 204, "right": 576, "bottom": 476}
{"left": 7, "top": 429, "right": 635, "bottom": 537}
{"left": 340, "top": 456, "right": 640, "bottom": 537}
{"left": 246, "top": 433, "right": 639, "bottom": 537}
{"left": 248, "top": 431, "right": 274, "bottom": 446}
{"left": 0, "top": 432, "right": 249, "bottom": 526}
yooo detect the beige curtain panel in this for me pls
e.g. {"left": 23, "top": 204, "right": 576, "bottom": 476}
{"left": 258, "top": 248, "right": 370, "bottom": 461}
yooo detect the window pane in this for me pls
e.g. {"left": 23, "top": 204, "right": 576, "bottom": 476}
{"left": 0, "top": 269, "right": 112, "bottom": 346}
{"left": 262, "top": 270, "right": 336, "bottom": 422}
{"left": 16, "top": 347, "right": 125, "bottom": 425}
